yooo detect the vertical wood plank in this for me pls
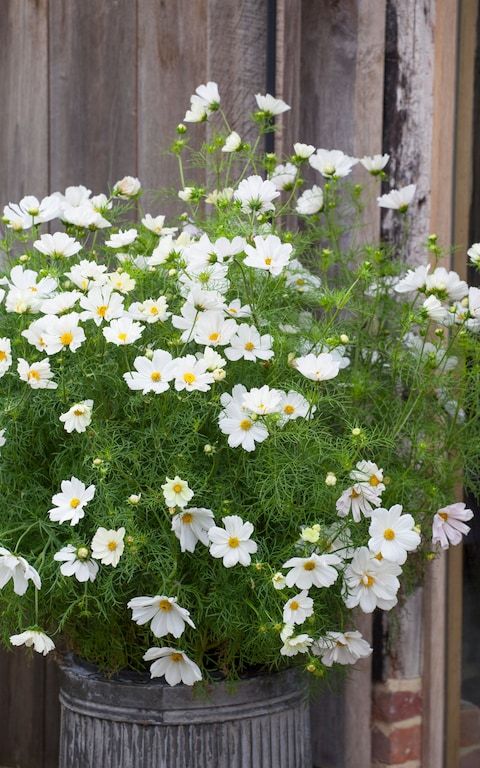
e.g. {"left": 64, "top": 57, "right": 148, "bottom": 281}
{"left": 207, "top": 0, "right": 268, "bottom": 143}
{"left": 49, "top": 0, "right": 138, "bottom": 194}
{"left": 275, "top": 0, "right": 302, "bottom": 156}
{"left": 137, "top": 0, "right": 207, "bottom": 210}
{"left": 0, "top": 0, "right": 49, "bottom": 200}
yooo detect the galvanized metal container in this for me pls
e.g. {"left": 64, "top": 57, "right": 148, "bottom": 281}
{"left": 58, "top": 657, "right": 311, "bottom": 768}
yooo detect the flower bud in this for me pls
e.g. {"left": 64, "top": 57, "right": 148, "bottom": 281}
{"left": 340, "top": 334, "right": 349, "bottom": 344}
{"left": 19, "top": 254, "right": 29, "bottom": 263}
{"left": 145, "top": 347, "right": 154, "bottom": 360}
{"left": 77, "top": 547, "right": 89, "bottom": 560}
{"left": 92, "top": 458, "right": 103, "bottom": 466}
{"left": 325, "top": 472, "right": 337, "bottom": 486}
{"left": 128, "top": 494, "right": 141, "bottom": 505}
{"left": 351, "top": 427, "right": 362, "bottom": 436}
{"left": 212, "top": 367, "right": 226, "bottom": 382}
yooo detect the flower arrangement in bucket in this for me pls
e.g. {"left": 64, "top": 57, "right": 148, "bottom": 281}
{"left": 0, "top": 81, "right": 478, "bottom": 691}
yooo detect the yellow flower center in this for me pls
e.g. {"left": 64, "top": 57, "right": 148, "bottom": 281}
{"left": 173, "top": 483, "right": 183, "bottom": 494}
{"left": 150, "top": 306, "right": 159, "bottom": 315}
{"left": 0, "top": 351, "right": 7, "bottom": 361}
{"left": 151, "top": 371, "right": 161, "bottom": 382}
{"left": 28, "top": 369, "right": 41, "bottom": 381}
{"left": 303, "top": 561, "right": 315, "bottom": 571}
{"left": 209, "top": 332, "right": 220, "bottom": 342}
{"left": 289, "top": 600, "right": 299, "bottom": 611}
{"left": 244, "top": 341, "right": 255, "bottom": 351}
{"left": 369, "top": 475, "right": 380, "bottom": 487}
{"left": 350, "top": 489, "right": 361, "bottom": 499}
{"left": 97, "top": 305, "right": 108, "bottom": 317}
{"left": 240, "top": 419, "right": 252, "bottom": 431}
{"left": 228, "top": 536, "right": 240, "bottom": 548}
{"left": 73, "top": 408, "right": 85, "bottom": 416}
{"left": 182, "top": 513, "right": 193, "bottom": 524}
{"left": 362, "top": 574, "right": 375, "bottom": 587}
{"left": 296, "top": 278, "right": 306, "bottom": 286}
{"left": 117, "top": 332, "right": 128, "bottom": 342}
{"left": 60, "top": 331, "right": 74, "bottom": 345}
{"left": 264, "top": 258, "right": 272, "bottom": 266}
{"left": 158, "top": 599, "right": 173, "bottom": 612}
{"left": 384, "top": 528, "right": 395, "bottom": 540}
{"left": 70, "top": 497, "right": 81, "bottom": 509}
{"left": 107, "top": 540, "right": 118, "bottom": 551}
{"left": 375, "top": 552, "right": 383, "bottom": 561}
{"left": 171, "top": 652, "right": 184, "bottom": 663}
{"left": 183, "top": 372, "right": 196, "bottom": 384}
{"left": 284, "top": 404, "right": 295, "bottom": 415}
{"left": 439, "top": 512, "right": 448, "bottom": 521}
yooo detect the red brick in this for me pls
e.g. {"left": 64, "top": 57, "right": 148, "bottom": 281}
{"left": 460, "top": 701, "right": 480, "bottom": 749}
{"left": 372, "top": 724, "right": 421, "bottom": 764}
{"left": 373, "top": 690, "right": 422, "bottom": 723}
{"left": 460, "top": 747, "right": 480, "bottom": 768}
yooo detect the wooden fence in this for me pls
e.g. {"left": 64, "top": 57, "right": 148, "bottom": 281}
{"left": 0, "top": 1, "right": 458, "bottom": 766}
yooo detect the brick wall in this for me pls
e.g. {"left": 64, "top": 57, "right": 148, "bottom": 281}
{"left": 372, "top": 678, "right": 422, "bottom": 768}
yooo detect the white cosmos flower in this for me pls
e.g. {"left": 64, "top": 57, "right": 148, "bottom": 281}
{"left": 368, "top": 505, "right": 420, "bottom": 564}
{"left": 205, "top": 187, "right": 234, "bottom": 205}
{"left": 222, "top": 131, "right": 242, "bottom": 152}
{"left": 108, "top": 271, "right": 136, "bottom": 294}
{"left": 312, "top": 630, "right": 372, "bottom": 666}
{"left": 192, "top": 310, "right": 237, "bottom": 347}
{"left": 48, "top": 476, "right": 95, "bottom": 526}
{"left": 283, "top": 590, "right": 314, "bottom": 624}
{"left": 208, "top": 515, "right": 258, "bottom": 567}
{"left": 17, "top": 358, "right": 57, "bottom": 389}
{"left": 80, "top": 286, "right": 125, "bottom": 325}
{"left": 5, "top": 265, "right": 57, "bottom": 313}
{"left": 179, "top": 263, "right": 230, "bottom": 296}
{"left": 127, "top": 296, "right": 170, "bottom": 323}
{"left": 21, "top": 318, "right": 50, "bottom": 353}
{"left": 10, "top": 630, "right": 55, "bottom": 655}
{"left": 403, "top": 332, "right": 458, "bottom": 372}
{"left": 270, "top": 163, "right": 297, "bottom": 191}
{"left": 242, "top": 385, "right": 282, "bottom": 415}
{"left": 196, "top": 346, "right": 226, "bottom": 372}
{"left": 194, "top": 81, "right": 220, "bottom": 111}
{"left": 279, "top": 623, "right": 313, "bottom": 656}
{"left": 295, "top": 185, "right": 324, "bottom": 215}
{"left": 272, "top": 572, "right": 286, "bottom": 590}
{"left": 336, "top": 483, "right": 382, "bottom": 523}
{"left": 278, "top": 391, "right": 314, "bottom": 425}
{"left": 173, "top": 355, "right": 214, "bottom": 392}
{"left": 144, "top": 647, "right": 202, "bottom": 686}
{"left": 225, "top": 324, "right": 273, "bottom": 362}
{"left": 103, "top": 317, "right": 144, "bottom": 346}
{"left": 62, "top": 202, "right": 110, "bottom": 229}
{"left": 4, "top": 194, "right": 60, "bottom": 228}
{"left": 171, "top": 507, "right": 215, "bottom": 552}
{"left": 349, "top": 461, "right": 385, "bottom": 493}
{"left": 224, "top": 298, "right": 251, "bottom": 318}
{"left": 59, "top": 400, "right": 93, "bottom": 433}
{"left": 141, "top": 213, "right": 177, "bottom": 236}
{"left": 91, "top": 527, "right": 125, "bottom": 566}
{"left": 0, "top": 337, "right": 12, "bottom": 377}
{"left": 255, "top": 93, "right": 290, "bottom": 115}
{"left": 218, "top": 389, "right": 269, "bottom": 451}
{"left": 422, "top": 295, "right": 450, "bottom": 323}
{"left": 40, "top": 291, "right": 81, "bottom": 315}
{"left": 54, "top": 184, "right": 92, "bottom": 210}
{"left": 33, "top": 232, "right": 81, "bottom": 258}
{"left": 234, "top": 175, "right": 280, "bottom": 214}
{"left": 162, "top": 476, "right": 194, "bottom": 508}
{"left": 344, "top": 547, "right": 401, "bottom": 612}
{"left": 43, "top": 313, "right": 85, "bottom": 354}
{"left": 283, "top": 553, "right": 340, "bottom": 590}
{"left": 0, "top": 429, "right": 5, "bottom": 450}
{"left": 105, "top": 229, "right": 138, "bottom": 248}
{"left": 295, "top": 352, "right": 340, "bottom": 382}
{"left": 293, "top": 143, "right": 315, "bottom": 159}
{"left": 124, "top": 350, "right": 175, "bottom": 394}
{"left": 0, "top": 548, "right": 41, "bottom": 595}
{"left": 377, "top": 184, "right": 416, "bottom": 211}
{"left": 432, "top": 502, "right": 474, "bottom": 548}
{"left": 66, "top": 260, "right": 109, "bottom": 291}
{"left": 425, "top": 267, "right": 468, "bottom": 302}
{"left": 359, "top": 154, "right": 390, "bottom": 174}
{"left": 467, "top": 242, "right": 480, "bottom": 267}
{"left": 244, "top": 234, "right": 292, "bottom": 275}
{"left": 113, "top": 176, "right": 141, "bottom": 198}
{"left": 286, "top": 260, "right": 322, "bottom": 292}
{"left": 309, "top": 149, "right": 358, "bottom": 178}
{"left": 128, "top": 595, "right": 195, "bottom": 638}
{"left": 54, "top": 544, "right": 98, "bottom": 582}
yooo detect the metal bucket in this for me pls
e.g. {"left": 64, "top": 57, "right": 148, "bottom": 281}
{"left": 59, "top": 657, "right": 311, "bottom": 768}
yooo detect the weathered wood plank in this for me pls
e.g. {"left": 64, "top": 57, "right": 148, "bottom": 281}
{"left": 0, "top": 0, "right": 49, "bottom": 200}
{"left": 137, "top": 0, "right": 207, "bottom": 210}
{"left": 275, "top": 0, "right": 302, "bottom": 156}
{"left": 49, "top": 0, "right": 138, "bottom": 194}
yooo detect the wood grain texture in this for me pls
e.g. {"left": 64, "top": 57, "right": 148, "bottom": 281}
{"left": 0, "top": 0, "right": 49, "bottom": 200}
{"left": 207, "top": 0, "right": 268, "bottom": 142}
{"left": 137, "top": 0, "right": 207, "bottom": 210}
{"left": 275, "top": 0, "right": 302, "bottom": 157}
{"left": 49, "top": 0, "right": 137, "bottom": 194}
